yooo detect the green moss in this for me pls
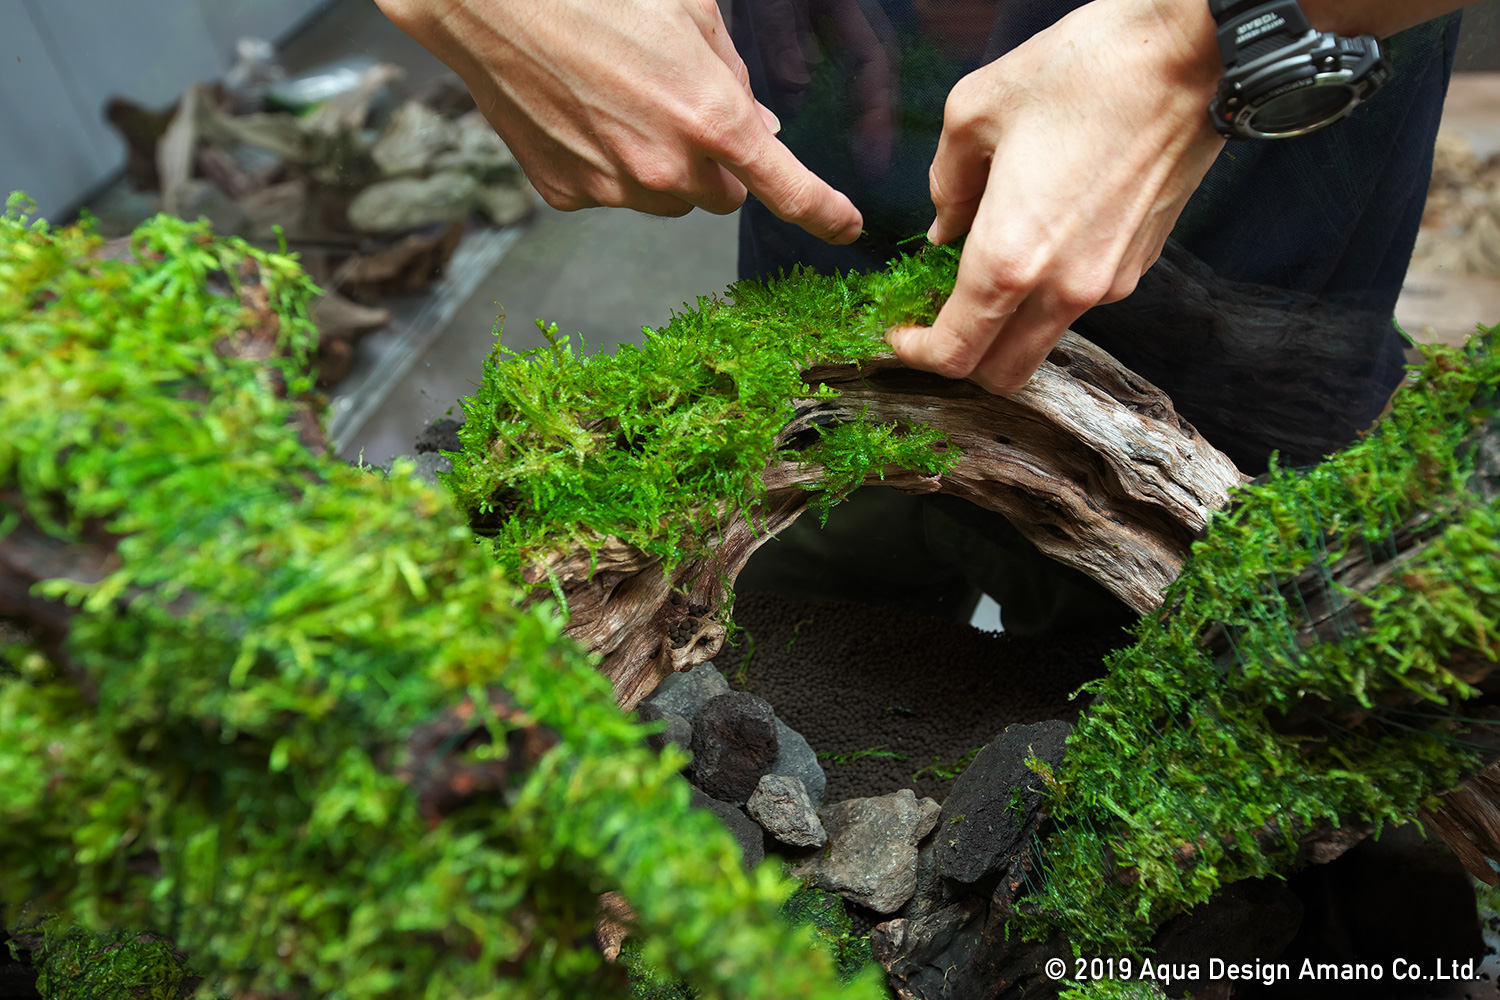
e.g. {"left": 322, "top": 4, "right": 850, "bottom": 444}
{"left": 1025, "top": 336, "right": 1500, "bottom": 950}
{"left": 10, "top": 917, "right": 214, "bottom": 1000}
{"left": 444, "top": 248, "right": 962, "bottom": 581}
{"left": 0, "top": 197, "right": 884, "bottom": 1000}
{"left": 1058, "top": 979, "right": 1169, "bottom": 1000}
{"left": 779, "top": 884, "right": 872, "bottom": 985}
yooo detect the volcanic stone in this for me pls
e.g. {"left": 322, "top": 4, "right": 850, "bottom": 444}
{"left": 414, "top": 417, "right": 463, "bottom": 454}
{"left": 773, "top": 717, "right": 826, "bottom": 807}
{"left": 795, "top": 788, "right": 941, "bottom": 914}
{"left": 936, "top": 721, "right": 1071, "bottom": 886}
{"left": 643, "top": 663, "right": 729, "bottom": 722}
{"left": 690, "top": 787, "right": 764, "bottom": 870}
{"left": 636, "top": 702, "right": 692, "bottom": 756}
{"left": 689, "top": 692, "right": 780, "bottom": 805}
{"left": 746, "top": 774, "right": 826, "bottom": 848}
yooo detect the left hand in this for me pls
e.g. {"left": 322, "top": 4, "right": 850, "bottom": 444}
{"left": 885, "top": 0, "right": 1227, "bottom": 395}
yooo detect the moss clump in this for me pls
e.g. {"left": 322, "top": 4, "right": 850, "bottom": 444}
{"left": 1028, "top": 335, "right": 1500, "bottom": 950}
{"left": 0, "top": 197, "right": 883, "bottom": 1000}
{"left": 1058, "top": 980, "right": 1168, "bottom": 1000}
{"left": 445, "top": 249, "right": 963, "bottom": 578}
{"left": 9, "top": 918, "right": 213, "bottom": 1000}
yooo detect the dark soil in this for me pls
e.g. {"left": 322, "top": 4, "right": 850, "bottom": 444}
{"left": 723, "top": 592, "right": 1130, "bottom": 805}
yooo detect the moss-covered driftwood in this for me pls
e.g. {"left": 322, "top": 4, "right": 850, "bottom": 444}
{"left": 448, "top": 261, "right": 1243, "bottom": 707}
{"left": 444, "top": 227, "right": 1500, "bottom": 971}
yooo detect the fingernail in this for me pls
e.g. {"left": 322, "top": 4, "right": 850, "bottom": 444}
{"left": 884, "top": 326, "right": 907, "bottom": 350}
{"left": 767, "top": 109, "right": 782, "bottom": 135}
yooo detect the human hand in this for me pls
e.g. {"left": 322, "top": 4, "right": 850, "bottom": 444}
{"left": 374, "top": 0, "right": 863, "bottom": 242}
{"left": 885, "top": 0, "right": 1227, "bottom": 394}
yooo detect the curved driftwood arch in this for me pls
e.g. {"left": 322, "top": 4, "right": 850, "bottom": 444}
{"left": 520, "top": 332, "right": 1246, "bottom": 710}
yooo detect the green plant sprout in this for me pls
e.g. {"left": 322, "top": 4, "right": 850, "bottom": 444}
{"left": 817, "top": 746, "right": 910, "bottom": 766}
{"left": 911, "top": 746, "right": 984, "bottom": 783}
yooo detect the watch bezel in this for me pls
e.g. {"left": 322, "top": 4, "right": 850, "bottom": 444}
{"left": 1210, "top": 25, "right": 1389, "bottom": 140}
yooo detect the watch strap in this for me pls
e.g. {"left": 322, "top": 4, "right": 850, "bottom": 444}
{"left": 1210, "top": 0, "right": 1313, "bottom": 66}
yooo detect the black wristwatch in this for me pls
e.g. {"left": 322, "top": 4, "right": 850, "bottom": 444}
{"left": 1207, "top": 0, "right": 1391, "bottom": 139}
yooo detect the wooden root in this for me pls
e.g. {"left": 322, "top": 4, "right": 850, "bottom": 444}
{"left": 523, "top": 332, "right": 1246, "bottom": 709}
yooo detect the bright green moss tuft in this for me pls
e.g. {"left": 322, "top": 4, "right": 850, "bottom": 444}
{"left": 444, "top": 247, "right": 963, "bottom": 576}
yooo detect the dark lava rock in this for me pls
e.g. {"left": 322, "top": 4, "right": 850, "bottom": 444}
{"left": 794, "top": 789, "right": 941, "bottom": 914}
{"left": 414, "top": 417, "right": 463, "bottom": 454}
{"left": 872, "top": 898, "right": 1068, "bottom": 1000}
{"left": 901, "top": 838, "right": 957, "bottom": 920}
{"left": 689, "top": 786, "right": 764, "bottom": 870}
{"left": 689, "top": 692, "right": 780, "bottom": 805}
{"left": 746, "top": 773, "right": 826, "bottom": 848}
{"left": 772, "top": 717, "right": 826, "bottom": 807}
{"left": 726, "top": 593, "right": 1124, "bottom": 803}
{"left": 936, "top": 721, "right": 1071, "bottom": 886}
{"left": 1150, "top": 879, "right": 1304, "bottom": 1000}
{"left": 643, "top": 664, "right": 729, "bottom": 722}
{"left": 636, "top": 702, "right": 692, "bottom": 756}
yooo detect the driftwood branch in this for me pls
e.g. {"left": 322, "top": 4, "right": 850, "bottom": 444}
{"left": 523, "top": 332, "right": 1246, "bottom": 709}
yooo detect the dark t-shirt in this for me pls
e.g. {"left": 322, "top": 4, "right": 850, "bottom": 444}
{"left": 731, "top": 1, "right": 1462, "bottom": 470}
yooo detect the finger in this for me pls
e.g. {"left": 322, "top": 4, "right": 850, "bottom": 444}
{"left": 927, "top": 85, "right": 993, "bottom": 245}
{"left": 753, "top": 0, "right": 814, "bottom": 90}
{"left": 587, "top": 174, "right": 698, "bottom": 217}
{"left": 967, "top": 292, "right": 1073, "bottom": 395}
{"left": 676, "top": 158, "right": 750, "bottom": 215}
{"left": 716, "top": 124, "right": 863, "bottom": 244}
{"left": 755, "top": 100, "right": 783, "bottom": 135}
{"left": 884, "top": 245, "right": 1028, "bottom": 379}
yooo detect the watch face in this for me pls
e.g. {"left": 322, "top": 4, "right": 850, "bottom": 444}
{"left": 1247, "top": 82, "right": 1357, "bottom": 136}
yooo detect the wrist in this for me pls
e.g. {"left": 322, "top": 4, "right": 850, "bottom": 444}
{"left": 1143, "top": 0, "right": 1227, "bottom": 96}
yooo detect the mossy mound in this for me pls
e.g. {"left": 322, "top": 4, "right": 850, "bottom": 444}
{"left": 1030, "top": 335, "right": 1500, "bottom": 950}
{"left": 0, "top": 197, "right": 882, "bottom": 1000}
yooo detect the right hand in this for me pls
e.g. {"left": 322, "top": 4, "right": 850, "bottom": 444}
{"left": 375, "top": 0, "right": 864, "bottom": 243}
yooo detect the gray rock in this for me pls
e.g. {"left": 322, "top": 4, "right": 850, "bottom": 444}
{"left": 746, "top": 774, "right": 826, "bottom": 848}
{"left": 900, "top": 838, "right": 959, "bottom": 920}
{"left": 433, "top": 113, "right": 519, "bottom": 175}
{"left": 642, "top": 663, "right": 729, "bottom": 722}
{"left": 689, "top": 692, "right": 779, "bottom": 805}
{"left": 636, "top": 702, "right": 692, "bottom": 756}
{"left": 794, "top": 789, "right": 941, "bottom": 914}
{"left": 690, "top": 787, "right": 764, "bottom": 870}
{"left": 413, "top": 451, "right": 452, "bottom": 485}
{"left": 347, "top": 171, "right": 478, "bottom": 233}
{"left": 476, "top": 181, "right": 536, "bottom": 227}
{"left": 371, "top": 101, "right": 460, "bottom": 176}
{"left": 936, "top": 721, "right": 1071, "bottom": 886}
{"left": 772, "top": 717, "right": 826, "bottom": 808}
